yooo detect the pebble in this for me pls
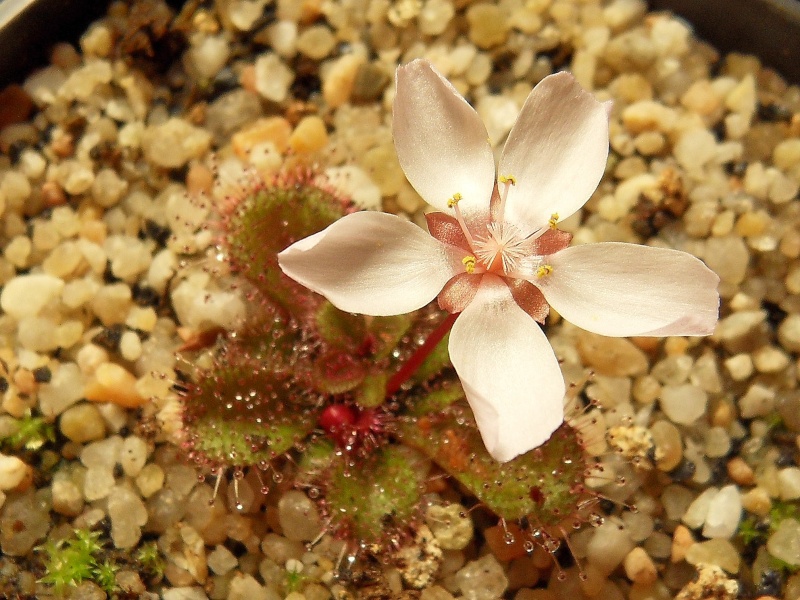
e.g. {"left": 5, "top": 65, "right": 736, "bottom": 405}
{"left": 466, "top": 4, "right": 509, "bottom": 49}
{"left": 83, "top": 466, "right": 115, "bottom": 501}
{"left": 455, "top": 554, "right": 508, "bottom": 600}
{"left": 477, "top": 95, "right": 519, "bottom": 145}
{"left": 0, "top": 490, "right": 51, "bottom": 555}
{"left": 289, "top": 116, "right": 328, "bottom": 154}
{"left": 624, "top": 547, "right": 657, "bottom": 585}
{"left": 671, "top": 524, "right": 694, "bottom": 562}
{"left": 662, "top": 485, "right": 694, "bottom": 522}
{"left": 228, "top": 572, "right": 272, "bottom": 600}
{"left": 778, "top": 314, "right": 800, "bottom": 352}
{"left": 207, "top": 544, "right": 238, "bottom": 575}
{"left": 352, "top": 62, "right": 391, "bottom": 102}
{"left": 91, "top": 283, "right": 133, "bottom": 326}
{"left": 206, "top": 90, "right": 263, "bottom": 144}
{"left": 767, "top": 519, "right": 800, "bottom": 566}
{"left": 659, "top": 384, "right": 707, "bottom": 425}
{"left": 323, "top": 54, "right": 365, "bottom": 108}
{"left": 0, "top": 453, "right": 30, "bottom": 490}
{"left": 136, "top": 463, "right": 165, "bottom": 498}
{"left": 260, "top": 533, "right": 304, "bottom": 564}
{"left": 266, "top": 21, "right": 296, "bottom": 57}
{"left": 703, "top": 236, "right": 749, "bottom": 285}
{"left": 36, "top": 362, "right": 83, "bottom": 417}
{"left": 120, "top": 436, "right": 148, "bottom": 477}
{"left": 652, "top": 355, "right": 693, "bottom": 385}
{"left": 0, "top": 273, "right": 64, "bottom": 320}
{"left": 171, "top": 276, "right": 246, "bottom": 331}
{"left": 586, "top": 520, "right": 635, "bottom": 576}
{"left": 418, "top": 0, "right": 455, "bottom": 36}
{"left": 105, "top": 235, "right": 152, "bottom": 282}
{"left": 51, "top": 477, "right": 84, "bottom": 516}
{"left": 84, "top": 363, "right": 146, "bottom": 408}
{"left": 685, "top": 539, "right": 741, "bottom": 573}
{"left": 232, "top": 116, "right": 291, "bottom": 157}
{"left": 253, "top": 53, "right": 294, "bottom": 103}
{"left": 702, "top": 485, "right": 742, "bottom": 539}
{"left": 778, "top": 467, "right": 800, "bottom": 500}
{"left": 650, "top": 420, "right": 683, "bottom": 471}
{"left": 726, "top": 457, "right": 755, "bottom": 486}
{"left": 323, "top": 165, "right": 382, "bottom": 210}
{"left": 277, "top": 490, "right": 322, "bottom": 542}
{"left": 682, "top": 487, "right": 718, "bottom": 529}
{"left": 188, "top": 34, "right": 230, "bottom": 80}
{"left": 59, "top": 402, "right": 107, "bottom": 443}
{"left": 713, "top": 310, "right": 766, "bottom": 345}
{"left": 704, "top": 427, "right": 731, "bottom": 458}
{"left": 107, "top": 485, "right": 148, "bottom": 548}
{"left": 360, "top": 143, "right": 406, "bottom": 196}
{"left": 420, "top": 586, "right": 455, "bottom": 600}
{"left": 161, "top": 588, "right": 208, "bottom": 600}
{"left": 738, "top": 383, "right": 776, "bottom": 418}
{"left": 724, "top": 353, "right": 753, "bottom": 381}
{"left": 397, "top": 525, "right": 442, "bottom": 589}
{"left": 425, "top": 504, "right": 473, "bottom": 550}
{"left": 577, "top": 331, "right": 649, "bottom": 376}
{"left": 141, "top": 119, "right": 212, "bottom": 169}
{"left": 296, "top": 25, "right": 336, "bottom": 60}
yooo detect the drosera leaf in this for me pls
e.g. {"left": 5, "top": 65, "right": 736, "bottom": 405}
{"left": 180, "top": 348, "right": 320, "bottom": 470}
{"left": 224, "top": 174, "right": 350, "bottom": 320}
{"left": 305, "top": 444, "right": 430, "bottom": 544}
{"left": 315, "top": 301, "right": 367, "bottom": 350}
{"left": 405, "top": 379, "right": 465, "bottom": 417}
{"left": 398, "top": 403, "right": 593, "bottom": 526}
{"left": 410, "top": 331, "right": 452, "bottom": 384}
{"left": 356, "top": 372, "right": 388, "bottom": 408}
{"left": 368, "top": 313, "right": 415, "bottom": 361}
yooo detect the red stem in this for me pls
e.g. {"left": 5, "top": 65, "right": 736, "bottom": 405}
{"left": 385, "top": 312, "right": 459, "bottom": 397}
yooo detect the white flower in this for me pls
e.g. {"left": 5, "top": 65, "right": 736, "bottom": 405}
{"left": 279, "top": 59, "right": 720, "bottom": 462}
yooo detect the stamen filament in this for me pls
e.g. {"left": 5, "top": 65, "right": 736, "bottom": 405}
{"left": 448, "top": 192, "right": 476, "bottom": 248}
{"left": 497, "top": 174, "right": 516, "bottom": 225}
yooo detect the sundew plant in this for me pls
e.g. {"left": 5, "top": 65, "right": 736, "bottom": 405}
{"left": 178, "top": 60, "right": 720, "bottom": 561}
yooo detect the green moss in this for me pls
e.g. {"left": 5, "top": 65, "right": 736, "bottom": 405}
{"left": 1, "top": 412, "right": 55, "bottom": 451}
{"left": 38, "top": 529, "right": 116, "bottom": 595}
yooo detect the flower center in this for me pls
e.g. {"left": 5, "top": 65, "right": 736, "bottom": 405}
{"left": 474, "top": 222, "right": 527, "bottom": 274}
{"left": 446, "top": 176, "right": 560, "bottom": 279}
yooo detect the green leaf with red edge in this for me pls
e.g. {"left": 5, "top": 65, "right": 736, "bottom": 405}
{"left": 302, "top": 444, "right": 430, "bottom": 543}
{"left": 180, "top": 340, "right": 320, "bottom": 469}
{"left": 397, "top": 403, "right": 591, "bottom": 524}
{"left": 226, "top": 182, "right": 348, "bottom": 319}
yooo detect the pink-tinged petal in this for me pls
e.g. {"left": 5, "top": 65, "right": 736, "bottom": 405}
{"left": 394, "top": 60, "right": 495, "bottom": 221}
{"left": 538, "top": 242, "right": 720, "bottom": 337}
{"left": 449, "top": 275, "right": 565, "bottom": 462}
{"left": 438, "top": 272, "right": 481, "bottom": 313}
{"left": 507, "top": 279, "right": 549, "bottom": 324}
{"left": 498, "top": 72, "right": 609, "bottom": 234}
{"left": 521, "top": 228, "right": 573, "bottom": 256}
{"left": 278, "top": 211, "right": 462, "bottom": 316}
{"left": 426, "top": 212, "right": 471, "bottom": 250}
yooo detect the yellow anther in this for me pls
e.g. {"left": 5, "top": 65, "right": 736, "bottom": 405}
{"left": 462, "top": 256, "right": 476, "bottom": 274}
{"left": 447, "top": 192, "right": 463, "bottom": 208}
{"left": 548, "top": 213, "right": 559, "bottom": 229}
{"left": 536, "top": 264, "right": 553, "bottom": 278}
{"left": 499, "top": 174, "right": 517, "bottom": 185}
